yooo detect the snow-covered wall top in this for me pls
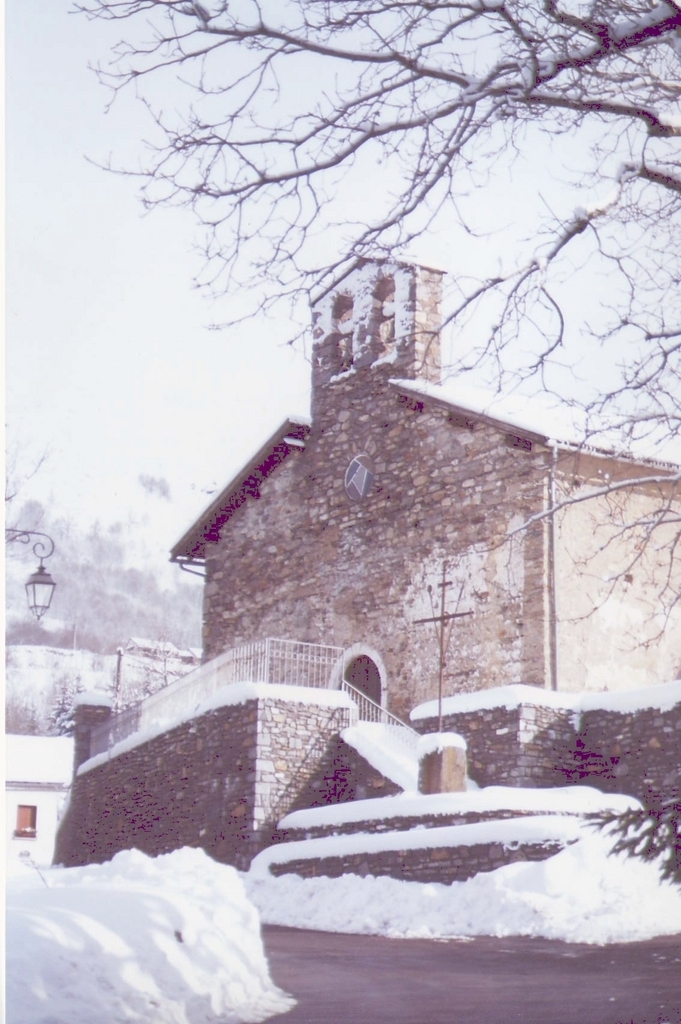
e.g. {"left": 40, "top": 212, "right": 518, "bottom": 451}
{"left": 278, "top": 785, "right": 640, "bottom": 830}
{"left": 417, "top": 732, "right": 467, "bottom": 756}
{"left": 250, "top": 815, "right": 585, "bottom": 875}
{"left": 6, "top": 735, "right": 74, "bottom": 786}
{"left": 410, "top": 680, "right": 681, "bottom": 721}
{"left": 79, "top": 682, "right": 356, "bottom": 776}
{"left": 75, "top": 691, "right": 114, "bottom": 708}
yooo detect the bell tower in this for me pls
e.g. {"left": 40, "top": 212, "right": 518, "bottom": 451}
{"left": 311, "top": 260, "right": 443, "bottom": 392}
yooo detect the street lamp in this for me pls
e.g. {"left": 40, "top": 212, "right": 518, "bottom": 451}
{"left": 5, "top": 529, "right": 57, "bottom": 620}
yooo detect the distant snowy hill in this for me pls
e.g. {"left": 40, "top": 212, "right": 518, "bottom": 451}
{"left": 5, "top": 644, "right": 200, "bottom": 735}
{"left": 5, "top": 499, "right": 202, "bottom": 655}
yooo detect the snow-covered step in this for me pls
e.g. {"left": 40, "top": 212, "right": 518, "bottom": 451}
{"left": 259, "top": 787, "right": 642, "bottom": 885}
{"left": 277, "top": 786, "right": 639, "bottom": 844}
{"left": 340, "top": 722, "right": 420, "bottom": 793}
{"left": 253, "top": 814, "right": 595, "bottom": 884}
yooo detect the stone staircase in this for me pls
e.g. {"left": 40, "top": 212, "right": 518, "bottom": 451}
{"left": 255, "top": 737, "right": 640, "bottom": 883}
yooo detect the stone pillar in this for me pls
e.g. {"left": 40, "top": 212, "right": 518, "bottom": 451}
{"left": 418, "top": 733, "right": 468, "bottom": 794}
{"left": 73, "top": 695, "right": 113, "bottom": 775}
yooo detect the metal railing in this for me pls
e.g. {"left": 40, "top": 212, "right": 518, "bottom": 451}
{"left": 341, "top": 680, "right": 420, "bottom": 752}
{"left": 89, "top": 637, "right": 419, "bottom": 759}
{"left": 90, "top": 638, "right": 344, "bottom": 756}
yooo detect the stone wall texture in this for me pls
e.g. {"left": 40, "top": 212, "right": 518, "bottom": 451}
{"left": 56, "top": 697, "right": 357, "bottom": 870}
{"left": 197, "top": 260, "right": 679, "bottom": 715}
{"left": 415, "top": 700, "right": 681, "bottom": 804}
{"left": 203, "top": 363, "right": 551, "bottom": 720}
{"left": 269, "top": 839, "right": 566, "bottom": 885}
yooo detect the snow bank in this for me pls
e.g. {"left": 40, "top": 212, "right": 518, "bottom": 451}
{"left": 278, "top": 785, "right": 640, "bottom": 830}
{"left": 411, "top": 679, "right": 681, "bottom": 722}
{"left": 251, "top": 815, "right": 584, "bottom": 875}
{"left": 341, "top": 722, "right": 419, "bottom": 792}
{"left": 7, "top": 847, "right": 294, "bottom": 1024}
{"left": 245, "top": 829, "right": 681, "bottom": 945}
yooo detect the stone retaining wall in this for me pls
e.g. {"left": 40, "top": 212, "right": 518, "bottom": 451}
{"left": 269, "top": 839, "right": 566, "bottom": 884}
{"left": 55, "top": 696, "right": 356, "bottom": 870}
{"left": 415, "top": 699, "right": 681, "bottom": 804}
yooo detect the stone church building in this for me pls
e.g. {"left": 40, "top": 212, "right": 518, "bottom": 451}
{"left": 171, "top": 260, "right": 681, "bottom": 721}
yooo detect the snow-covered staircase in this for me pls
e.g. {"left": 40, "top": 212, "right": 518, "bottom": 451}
{"left": 255, "top": 715, "right": 640, "bottom": 883}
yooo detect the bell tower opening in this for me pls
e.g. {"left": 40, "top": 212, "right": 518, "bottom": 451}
{"left": 311, "top": 260, "right": 443, "bottom": 392}
{"left": 344, "top": 655, "right": 382, "bottom": 705}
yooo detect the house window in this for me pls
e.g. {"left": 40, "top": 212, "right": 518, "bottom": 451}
{"left": 15, "top": 805, "right": 37, "bottom": 839}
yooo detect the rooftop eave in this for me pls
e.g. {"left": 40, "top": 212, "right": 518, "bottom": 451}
{"left": 389, "top": 379, "right": 681, "bottom": 472}
{"left": 170, "top": 418, "right": 311, "bottom": 562}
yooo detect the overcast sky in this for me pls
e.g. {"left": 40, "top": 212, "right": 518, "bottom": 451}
{"left": 7, "top": 2, "right": 679, "bottom": 589}
{"left": 5, "top": 2, "right": 311, "bottom": 579}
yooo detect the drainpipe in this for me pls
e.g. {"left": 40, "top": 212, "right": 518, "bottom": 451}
{"left": 547, "top": 444, "right": 559, "bottom": 691}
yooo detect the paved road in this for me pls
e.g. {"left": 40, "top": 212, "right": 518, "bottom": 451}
{"left": 262, "top": 926, "right": 681, "bottom": 1024}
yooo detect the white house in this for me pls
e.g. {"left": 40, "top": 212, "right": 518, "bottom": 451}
{"left": 6, "top": 734, "right": 73, "bottom": 871}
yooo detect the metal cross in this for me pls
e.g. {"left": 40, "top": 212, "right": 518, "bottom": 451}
{"left": 414, "top": 562, "right": 473, "bottom": 733}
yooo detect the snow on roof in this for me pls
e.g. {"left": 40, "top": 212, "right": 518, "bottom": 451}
{"left": 78, "top": 682, "right": 356, "bottom": 775}
{"left": 250, "top": 815, "right": 584, "bottom": 876}
{"left": 341, "top": 723, "right": 419, "bottom": 793}
{"left": 171, "top": 417, "right": 311, "bottom": 561}
{"left": 390, "top": 377, "right": 681, "bottom": 467}
{"left": 411, "top": 680, "right": 681, "bottom": 722}
{"left": 6, "top": 735, "right": 74, "bottom": 786}
{"left": 278, "top": 785, "right": 640, "bottom": 830}
{"left": 126, "top": 638, "right": 181, "bottom": 655}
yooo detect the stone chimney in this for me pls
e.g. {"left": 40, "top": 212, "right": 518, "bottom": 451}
{"left": 311, "top": 260, "right": 443, "bottom": 390}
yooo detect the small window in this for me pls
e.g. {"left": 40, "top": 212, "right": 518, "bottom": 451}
{"left": 15, "top": 805, "right": 37, "bottom": 839}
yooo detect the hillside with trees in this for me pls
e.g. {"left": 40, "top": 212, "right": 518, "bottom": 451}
{"left": 6, "top": 499, "right": 202, "bottom": 655}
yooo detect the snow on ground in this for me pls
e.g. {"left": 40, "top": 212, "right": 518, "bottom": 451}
{"left": 7, "top": 847, "right": 295, "bottom": 1024}
{"left": 245, "top": 827, "right": 681, "bottom": 945}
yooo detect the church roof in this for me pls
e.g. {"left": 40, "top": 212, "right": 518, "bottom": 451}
{"left": 170, "top": 418, "right": 311, "bottom": 562}
{"left": 172, "top": 380, "right": 678, "bottom": 564}
{"left": 390, "top": 378, "right": 681, "bottom": 469}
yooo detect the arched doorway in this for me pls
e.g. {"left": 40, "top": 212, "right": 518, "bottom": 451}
{"left": 344, "top": 655, "right": 381, "bottom": 705}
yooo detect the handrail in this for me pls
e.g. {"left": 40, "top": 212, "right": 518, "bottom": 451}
{"left": 89, "top": 637, "right": 418, "bottom": 759}
{"left": 90, "top": 637, "right": 344, "bottom": 756}
{"left": 341, "top": 680, "right": 420, "bottom": 751}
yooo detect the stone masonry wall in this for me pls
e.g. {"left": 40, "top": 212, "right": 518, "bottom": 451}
{"left": 415, "top": 700, "right": 681, "bottom": 804}
{"left": 203, "top": 363, "right": 551, "bottom": 720}
{"left": 56, "top": 696, "right": 354, "bottom": 870}
{"left": 270, "top": 839, "right": 566, "bottom": 885}
{"left": 564, "top": 705, "right": 681, "bottom": 804}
